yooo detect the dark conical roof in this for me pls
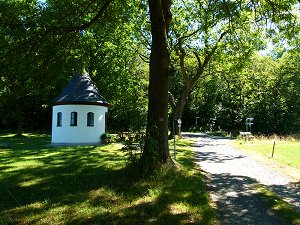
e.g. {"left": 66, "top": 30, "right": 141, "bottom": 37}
{"left": 53, "top": 72, "right": 109, "bottom": 106}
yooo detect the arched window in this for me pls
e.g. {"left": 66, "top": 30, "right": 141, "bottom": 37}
{"left": 57, "top": 112, "right": 62, "bottom": 127}
{"left": 70, "top": 112, "right": 77, "bottom": 126}
{"left": 87, "top": 112, "right": 94, "bottom": 126}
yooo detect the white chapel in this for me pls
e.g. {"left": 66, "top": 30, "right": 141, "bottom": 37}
{"left": 51, "top": 72, "right": 109, "bottom": 145}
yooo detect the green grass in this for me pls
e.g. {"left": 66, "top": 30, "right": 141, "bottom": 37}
{"left": 0, "top": 133, "right": 215, "bottom": 225}
{"left": 234, "top": 136, "right": 300, "bottom": 170}
{"left": 256, "top": 185, "right": 300, "bottom": 225}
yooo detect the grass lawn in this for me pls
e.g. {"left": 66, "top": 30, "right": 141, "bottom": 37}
{"left": 0, "top": 133, "right": 215, "bottom": 225}
{"left": 234, "top": 136, "right": 300, "bottom": 171}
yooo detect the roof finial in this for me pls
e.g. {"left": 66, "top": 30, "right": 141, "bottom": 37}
{"left": 81, "top": 52, "right": 85, "bottom": 74}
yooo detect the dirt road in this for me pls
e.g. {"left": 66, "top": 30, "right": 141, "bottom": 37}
{"left": 184, "top": 133, "right": 299, "bottom": 225}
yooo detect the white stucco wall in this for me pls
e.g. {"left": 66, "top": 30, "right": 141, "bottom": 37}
{"left": 51, "top": 104, "right": 108, "bottom": 144}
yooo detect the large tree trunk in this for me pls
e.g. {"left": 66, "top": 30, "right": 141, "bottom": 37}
{"left": 141, "top": 0, "right": 172, "bottom": 171}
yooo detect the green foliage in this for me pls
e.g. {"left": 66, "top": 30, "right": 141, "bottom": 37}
{"left": 0, "top": 0, "right": 148, "bottom": 134}
{"left": 0, "top": 142, "right": 11, "bottom": 149}
{"left": 183, "top": 50, "right": 300, "bottom": 135}
{"left": 100, "top": 133, "right": 112, "bottom": 144}
{"left": 121, "top": 131, "right": 145, "bottom": 163}
{"left": 100, "top": 133, "right": 111, "bottom": 140}
{"left": 240, "top": 52, "right": 300, "bottom": 134}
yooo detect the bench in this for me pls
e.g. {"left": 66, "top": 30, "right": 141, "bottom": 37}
{"left": 239, "top": 131, "right": 254, "bottom": 140}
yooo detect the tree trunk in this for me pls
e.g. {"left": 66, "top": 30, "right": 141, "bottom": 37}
{"left": 170, "top": 84, "right": 191, "bottom": 137}
{"left": 141, "top": 0, "right": 172, "bottom": 171}
{"left": 17, "top": 115, "right": 23, "bottom": 136}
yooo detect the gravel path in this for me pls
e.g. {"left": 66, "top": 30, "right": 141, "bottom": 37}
{"left": 183, "top": 133, "right": 300, "bottom": 225}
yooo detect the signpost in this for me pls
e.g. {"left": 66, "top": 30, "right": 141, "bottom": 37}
{"left": 195, "top": 117, "right": 200, "bottom": 126}
{"left": 240, "top": 118, "right": 254, "bottom": 141}
{"left": 246, "top": 118, "right": 254, "bottom": 132}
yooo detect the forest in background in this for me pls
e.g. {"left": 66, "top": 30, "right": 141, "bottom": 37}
{"left": 0, "top": 0, "right": 299, "bottom": 136}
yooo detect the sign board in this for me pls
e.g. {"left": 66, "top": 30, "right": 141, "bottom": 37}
{"left": 245, "top": 117, "right": 254, "bottom": 132}
{"left": 177, "top": 119, "right": 182, "bottom": 127}
{"left": 239, "top": 132, "right": 252, "bottom": 136}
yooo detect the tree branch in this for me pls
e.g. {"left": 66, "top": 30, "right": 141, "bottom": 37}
{"left": 211, "top": 29, "right": 229, "bottom": 54}
{"left": 135, "top": 49, "right": 150, "bottom": 63}
{"left": 168, "top": 91, "right": 176, "bottom": 110}
{"left": 176, "top": 43, "right": 189, "bottom": 83}
{"left": 77, "top": 0, "right": 113, "bottom": 31}
{"left": 137, "top": 29, "right": 152, "bottom": 50}
{"left": 176, "top": 28, "right": 201, "bottom": 43}
{"left": 3, "top": 0, "right": 113, "bottom": 33}
{"left": 193, "top": 51, "right": 202, "bottom": 69}
{"left": 1, "top": 0, "right": 114, "bottom": 61}
{"left": 190, "top": 29, "right": 229, "bottom": 87}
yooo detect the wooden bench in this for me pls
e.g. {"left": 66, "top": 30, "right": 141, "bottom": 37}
{"left": 239, "top": 131, "right": 254, "bottom": 140}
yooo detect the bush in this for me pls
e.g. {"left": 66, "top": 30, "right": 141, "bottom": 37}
{"left": 101, "top": 133, "right": 112, "bottom": 144}
{"left": 0, "top": 143, "right": 11, "bottom": 149}
{"left": 101, "top": 133, "right": 111, "bottom": 140}
{"left": 122, "top": 131, "right": 145, "bottom": 163}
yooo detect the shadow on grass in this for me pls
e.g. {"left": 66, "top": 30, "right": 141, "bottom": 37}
{"left": 269, "top": 181, "right": 300, "bottom": 212}
{"left": 0, "top": 134, "right": 214, "bottom": 225}
{"left": 66, "top": 168, "right": 214, "bottom": 225}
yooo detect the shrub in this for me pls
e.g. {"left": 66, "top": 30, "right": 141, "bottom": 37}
{"left": 0, "top": 143, "right": 11, "bottom": 149}
{"left": 101, "top": 133, "right": 111, "bottom": 140}
{"left": 101, "top": 133, "right": 112, "bottom": 144}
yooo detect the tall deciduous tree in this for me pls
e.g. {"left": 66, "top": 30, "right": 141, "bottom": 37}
{"left": 141, "top": 0, "right": 173, "bottom": 170}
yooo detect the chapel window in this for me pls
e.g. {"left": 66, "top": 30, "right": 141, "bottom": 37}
{"left": 87, "top": 112, "right": 94, "bottom": 126}
{"left": 70, "top": 112, "right": 77, "bottom": 126}
{"left": 57, "top": 112, "right": 62, "bottom": 127}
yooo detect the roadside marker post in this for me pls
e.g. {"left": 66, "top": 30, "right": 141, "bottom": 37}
{"left": 173, "top": 119, "right": 182, "bottom": 161}
{"left": 272, "top": 141, "right": 276, "bottom": 157}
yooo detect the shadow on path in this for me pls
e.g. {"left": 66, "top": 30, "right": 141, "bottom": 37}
{"left": 206, "top": 173, "right": 286, "bottom": 225}
{"left": 195, "top": 150, "right": 245, "bottom": 164}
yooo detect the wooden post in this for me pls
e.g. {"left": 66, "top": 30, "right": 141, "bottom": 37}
{"left": 271, "top": 141, "right": 276, "bottom": 157}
